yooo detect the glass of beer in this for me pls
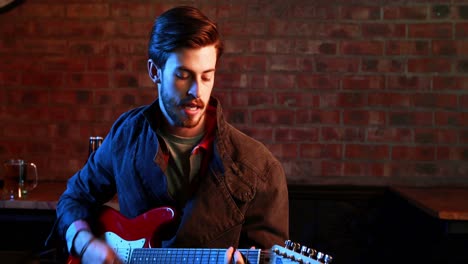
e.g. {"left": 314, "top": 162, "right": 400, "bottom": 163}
{"left": 2, "top": 159, "right": 38, "bottom": 200}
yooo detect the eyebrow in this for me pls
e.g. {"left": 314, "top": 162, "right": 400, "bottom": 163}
{"left": 176, "top": 66, "right": 215, "bottom": 74}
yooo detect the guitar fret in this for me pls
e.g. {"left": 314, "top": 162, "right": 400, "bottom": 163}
{"left": 128, "top": 248, "right": 261, "bottom": 264}
{"left": 240, "top": 249, "right": 261, "bottom": 264}
{"left": 65, "top": 206, "right": 327, "bottom": 264}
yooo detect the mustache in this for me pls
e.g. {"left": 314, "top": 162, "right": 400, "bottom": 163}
{"left": 179, "top": 97, "right": 205, "bottom": 108}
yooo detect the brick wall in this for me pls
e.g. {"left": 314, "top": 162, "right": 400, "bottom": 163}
{"left": 0, "top": 0, "right": 467, "bottom": 185}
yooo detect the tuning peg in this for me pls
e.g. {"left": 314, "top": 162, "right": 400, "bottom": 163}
{"left": 300, "top": 245, "right": 317, "bottom": 258}
{"left": 323, "top": 254, "right": 333, "bottom": 264}
{"left": 284, "top": 240, "right": 293, "bottom": 249}
{"left": 317, "top": 252, "right": 324, "bottom": 261}
{"left": 300, "top": 245, "right": 308, "bottom": 255}
{"left": 292, "top": 242, "right": 301, "bottom": 253}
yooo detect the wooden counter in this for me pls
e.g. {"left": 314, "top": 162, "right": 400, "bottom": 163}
{"left": 0, "top": 182, "right": 66, "bottom": 210}
{"left": 4, "top": 183, "right": 468, "bottom": 219}
{"left": 391, "top": 186, "right": 468, "bottom": 234}
{"left": 391, "top": 186, "right": 468, "bottom": 221}
{"left": 0, "top": 181, "right": 118, "bottom": 210}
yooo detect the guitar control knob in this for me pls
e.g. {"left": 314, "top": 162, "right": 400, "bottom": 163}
{"left": 317, "top": 252, "right": 324, "bottom": 261}
{"left": 292, "top": 242, "right": 301, "bottom": 253}
{"left": 323, "top": 254, "right": 333, "bottom": 264}
{"left": 301, "top": 246, "right": 317, "bottom": 258}
{"left": 285, "top": 240, "right": 293, "bottom": 249}
{"left": 300, "top": 245, "right": 309, "bottom": 255}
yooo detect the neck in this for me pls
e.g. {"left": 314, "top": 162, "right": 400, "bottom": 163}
{"left": 162, "top": 116, "right": 205, "bottom": 138}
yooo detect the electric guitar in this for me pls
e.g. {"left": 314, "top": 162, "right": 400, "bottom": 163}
{"left": 67, "top": 206, "right": 332, "bottom": 264}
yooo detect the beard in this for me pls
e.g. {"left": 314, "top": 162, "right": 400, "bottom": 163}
{"left": 160, "top": 89, "right": 206, "bottom": 128}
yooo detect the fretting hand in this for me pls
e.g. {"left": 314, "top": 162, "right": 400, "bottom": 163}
{"left": 224, "top": 246, "right": 256, "bottom": 264}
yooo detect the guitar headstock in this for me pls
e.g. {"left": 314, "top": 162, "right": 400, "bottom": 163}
{"left": 269, "top": 240, "right": 333, "bottom": 264}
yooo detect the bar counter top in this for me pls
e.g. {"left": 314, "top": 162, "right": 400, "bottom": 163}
{"left": 391, "top": 186, "right": 468, "bottom": 221}
{"left": 0, "top": 181, "right": 121, "bottom": 210}
{"left": 0, "top": 182, "right": 66, "bottom": 210}
{"left": 3, "top": 182, "right": 468, "bottom": 222}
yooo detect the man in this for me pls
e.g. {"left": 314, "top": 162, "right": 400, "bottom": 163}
{"left": 55, "top": 6, "right": 289, "bottom": 264}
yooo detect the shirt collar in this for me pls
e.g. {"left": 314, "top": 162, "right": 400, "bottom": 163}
{"left": 192, "top": 103, "right": 216, "bottom": 154}
{"left": 143, "top": 98, "right": 217, "bottom": 154}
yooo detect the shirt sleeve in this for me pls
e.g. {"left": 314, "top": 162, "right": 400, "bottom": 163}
{"left": 65, "top": 219, "right": 91, "bottom": 255}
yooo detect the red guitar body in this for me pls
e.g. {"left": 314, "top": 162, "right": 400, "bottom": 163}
{"left": 67, "top": 205, "right": 176, "bottom": 264}
{"left": 66, "top": 206, "right": 328, "bottom": 264}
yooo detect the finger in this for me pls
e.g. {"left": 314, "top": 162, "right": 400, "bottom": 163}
{"left": 104, "top": 255, "right": 119, "bottom": 264}
{"left": 107, "top": 256, "right": 123, "bottom": 264}
{"left": 105, "top": 247, "right": 121, "bottom": 264}
{"left": 232, "top": 249, "right": 245, "bottom": 264}
{"left": 114, "top": 256, "right": 125, "bottom": 264}
{"left": 224, "top": 247, "right": 235, "bottom": 264}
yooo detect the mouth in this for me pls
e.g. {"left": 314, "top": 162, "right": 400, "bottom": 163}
{"left": 181, "top": 98, "right": 204, "bottom": 109}
{"left": 181, "top": 100, "right": 204, "bottom": 115}
{"left": 183, "top": 103, "right": 201, "bottom": 111}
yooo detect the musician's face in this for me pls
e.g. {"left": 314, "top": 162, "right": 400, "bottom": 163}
{"left": 148, "top": 45, "right": 217, "bottom": 136}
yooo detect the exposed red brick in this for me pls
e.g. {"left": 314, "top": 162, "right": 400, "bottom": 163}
{"left": 386, "top": 75, "right": 431, "bottom": 90}
{"left": 362, "top": 23, "right": 406, "bottom": 38}
{"left": 67, "top": 4, "right": 110, "bottom": 18}
{"left": 300, "top": 143, "right": 342, "bottom": 159}
{"left": 0, "top": 1, "right": 466, "bottom": 182}
{"left": 368, "top": 92, "right": 411, "bottom": 108}
{"left": 342, "top": 76, "right": 385, "bottom": 90}
{"left": 367, "top": 127, "right": 413, "bottom": 143}
{"left": 343, "top": 110, "right": 386, "bottom": 125}
{"left": 313, "top": 57, "right": 359, "bottom": 72}
{"left": 267, "top": 143, "right": 298, "bottom": 159}
{"left": 341, "top": 41, "right": 384, "bottom": 55}
{"left": 434, "top": 76, "right": 468, "bottom": 90}
{"left": 276, "top": 92, "right": 320, "bottom": 108}
{"left": 392, "top": 146, "right": 436, "bottom": 161}
{"left": 345, "top": 144, "right": 389, "bottom": 160}
{"left": 408, "top": 58, "right": 452, "bottom": 73}
{"left": 362, "top": 59, "right": 404, "bottom": 72}
{"left": 298, "top": 74, "right": 340, "bottom": 90}
{"left": 322, "top": 127, "right": 366, "bottom": 142}
{"left": 408, "top": 23, "right": 453, "bottom": 39}
{"left": 383, "top": 6, "right": 428, "bottom": 20}
{"left": 386, "top": 41, "right": 430, "bottom": 56}
{"left": 414, "top": 128, "right": 458, "bottom": 144}
{"left": 296, "top": 110, "right": 341, "bottom": 125}
{"left": 341, "top": 6, "right": 381, "bottom": 20}
{"left": 276, "top": 128, "right": 320, "bottom": 142}
{"left": 437, "top": 146, "right": 468, "bottom": 161}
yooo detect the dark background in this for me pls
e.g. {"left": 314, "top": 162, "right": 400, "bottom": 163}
{"left": 2, "top": 185, "right": 468, "bottom": 264}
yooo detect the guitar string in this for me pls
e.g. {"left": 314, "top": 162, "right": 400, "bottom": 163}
{"left": 126, "top": 248, "right": 268, "bottom": 264}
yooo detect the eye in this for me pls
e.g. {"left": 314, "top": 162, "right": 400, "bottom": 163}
{"left": 175, "top": 70, "right": 191, "bottom": 80}
{"left": 202, "top": 73, "right": 214, "bottom": 82}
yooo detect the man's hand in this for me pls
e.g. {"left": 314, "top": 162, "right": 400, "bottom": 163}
{"left": 73, "top": 230, "right": 122, "bottom": 264}
{"left": 80, "top": 239, "right": 122, "bottom": 264}
{"left": 224, "top": 246, "right": 256, "bottom": 264}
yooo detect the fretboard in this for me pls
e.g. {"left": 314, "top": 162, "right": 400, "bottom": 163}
{"left": 127, "top": 248, "right": 265, "bottom": 264}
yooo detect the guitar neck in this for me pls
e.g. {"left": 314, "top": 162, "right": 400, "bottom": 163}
{"left": 125, "top": 248, "right": 265, "bottom": 264}
{"left": 66, "top": 206, "right": 330, "bottom": 264}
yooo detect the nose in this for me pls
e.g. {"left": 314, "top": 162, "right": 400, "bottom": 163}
{"left": 187, "top": 80, "right": 201, "bottom": 98}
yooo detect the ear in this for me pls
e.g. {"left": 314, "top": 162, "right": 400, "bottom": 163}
{"left": 147, "top": 59, "right": 161, "bottom": 84}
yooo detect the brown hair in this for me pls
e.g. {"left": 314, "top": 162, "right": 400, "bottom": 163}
{"left": 148, "top": 6, "right": 224, "bottom": 68}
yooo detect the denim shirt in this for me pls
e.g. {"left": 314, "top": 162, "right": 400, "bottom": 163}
{"left": 55, "top": 97, "right": 289, "bottom": 249}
